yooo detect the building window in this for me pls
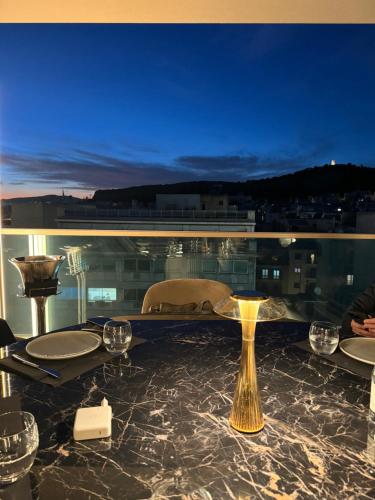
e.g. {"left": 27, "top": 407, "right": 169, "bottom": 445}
{"left": 125, "top": 289, "right": 137, "bottom": 301}
{"left": 138, "top": 260, "right": 151, "bottom": 272}
{"left": 234, "top": 260, "right": 248, "bottom": 274}
{"left": 137, "top": 289, "right": 147, "bottom": 302}
{"left": 219, "top": 200, "right": 224, "bottom": 206}
{"left": 153, "top": 259, "right": 165, "bottom": 272}
{"left": 294, "top": 267, "right": 301, "bottom": 273}
{"left": 218, "top": 260, "right": 232, "bottom": 273}
{"left": 308, "top": 268, "right": 317, "bottom": 278}
{"left": 124, "top": 259, "right": 136, "bottom": 271}
{"left": 261, "top": 269, "right": 269, "bottom": 279}
{"left": 294, "top": 282, "right": 300, "bottom": 289}
{"left": 125, "top": 288, "right": 147, "bottom": 302}
{"left": 294, "top": 253, "right": 302, "bottom": 260}
{"left": 102, "top": 263, "right": 116, "bottom": 272}
{"left": 346, "top": 274, "right": 354, "bottom": 286}
{"left": 310, "top": 253, "right": 316, "bottom": 264}
{"left": 203, "top": 259, "right": 217, "bottom": 273}
{"left": 273, "top": 269, "right": 280, "bottom": 280}
{"left": 88, "top": 288, "right": 117, "bottom": 302}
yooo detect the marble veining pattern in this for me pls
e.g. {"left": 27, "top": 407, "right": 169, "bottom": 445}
{"left": 0, "top": 320, "right": 374, "bottom": 499}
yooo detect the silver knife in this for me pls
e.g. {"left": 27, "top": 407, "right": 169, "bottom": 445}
{"left": 12, "top": 354, "right": 61, "bottom": 379}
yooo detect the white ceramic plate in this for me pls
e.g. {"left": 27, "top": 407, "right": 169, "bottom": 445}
{"left": 339, "top": 337, "right": 375, "bottom": 365}
{"left": 26, "top": 331, "right": 102, "bottom": 360}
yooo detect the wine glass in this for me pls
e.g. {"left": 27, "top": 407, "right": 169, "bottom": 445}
{"left": 103, "top": 320, "right": 132, "bottom": 355}
{"left": 0, "top": 411, "right": 39, "bottom": 485}
{"left": 309, "top": 321, "right": 339, "bottom": 355}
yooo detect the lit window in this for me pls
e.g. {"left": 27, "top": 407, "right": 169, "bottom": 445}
{"left": 310, "top": 253, "right": 316, "bottom": 264}
{"left": 261, "top": 269, "right": 269, "bottom": 279}
{"left": 273, "top": 269, "right": 280, "bottom": 280}
{"left": 88, "top": 288, "right": 117, "bottom": 302}
{"left": 346, "top": 274, "right": 354, "bottom": 286}
{"left": 294, "top": 267, "right": 301, "bottom": 273}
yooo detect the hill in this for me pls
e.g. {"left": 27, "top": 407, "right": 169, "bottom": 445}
{"left": 93, "top": 164, "right": 375, "bottom": 204}
{"left": 2, "top": 194, "right": 81, "bottom": 205}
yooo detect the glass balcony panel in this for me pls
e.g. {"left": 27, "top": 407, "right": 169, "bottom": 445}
{"left": 1, "top": 231, "right": 374, "bottom": 337}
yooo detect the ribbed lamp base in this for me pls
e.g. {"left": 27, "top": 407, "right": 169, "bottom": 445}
{"left": 229, "top": 304, "right": 264, "bottom": 433}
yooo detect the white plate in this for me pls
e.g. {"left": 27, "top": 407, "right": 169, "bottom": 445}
{"left": 26, "top": 331, "right": 102, "bottom": 360}
{"left": 339, "top": 337, "right": 375, "bottom": 365}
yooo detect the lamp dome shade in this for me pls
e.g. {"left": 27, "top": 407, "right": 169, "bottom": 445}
{"left": 214, "top": 290, "right": 286, "bottom": 322}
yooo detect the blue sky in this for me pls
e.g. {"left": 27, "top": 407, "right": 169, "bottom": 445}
{"left": 0, "top": 24, "right": 374, "bottom": 198}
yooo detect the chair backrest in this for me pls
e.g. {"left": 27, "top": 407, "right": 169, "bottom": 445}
{"left": 0, "top": 318, "right": 17, "bottom": 348}
{"left": 141, "top": 279, "right": 232, "bottom": 314}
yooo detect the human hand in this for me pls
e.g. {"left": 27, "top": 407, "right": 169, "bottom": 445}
{"left": 363, "top": 317, "right": 375, "bottom": 336}
{"left": 351, "top": 319, "right": 375, "bottom": 338}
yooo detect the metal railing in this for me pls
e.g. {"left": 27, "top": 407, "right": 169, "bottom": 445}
{"left": 1, "top": 228, "right": 374, "bottom": 238}
{"left": 61, "top": 208, "right": 254, "bottom": 220}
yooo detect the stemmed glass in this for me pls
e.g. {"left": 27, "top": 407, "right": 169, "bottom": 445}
{"left": 309, "top": 321, "right": 339, "bottom": 355}
{"left": 103, "top": 320, "right": 132, "bottom": 356}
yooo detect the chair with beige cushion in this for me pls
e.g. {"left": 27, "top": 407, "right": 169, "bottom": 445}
{"left": 141, "top": 278, "right": 232, "bottom": 315}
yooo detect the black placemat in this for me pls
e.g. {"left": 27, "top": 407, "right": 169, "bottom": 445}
{"left": 0, "top": 394, "right": 22, "bottom": 413}
{"left": 294, "top": 339, "right": 373, "bottom": 380}
{"left": 0, "top": 335, "right": 145, "bottom": 387}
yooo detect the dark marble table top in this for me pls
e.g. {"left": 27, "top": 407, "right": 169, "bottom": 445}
{"left": 0, "top": 320, "right": 374, "bottom": 499}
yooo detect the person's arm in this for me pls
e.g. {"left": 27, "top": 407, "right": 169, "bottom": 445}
{"left": 341, "top": 282, "right": 375, "bottom": 336}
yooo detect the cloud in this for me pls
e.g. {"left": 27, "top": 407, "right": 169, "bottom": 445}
{"left": 175, "top": 141, "right": 334, "bottom": 180}
{"left": 176, "top": 154, "right": 293, "bottom": 180}
{"left": 1, "top": 150, "right": 193, "bottom": 191}
{"left": 176, "top": 155, "right": 259, "bottom": 176}
{"left": 1, "top": 141, "right": 334, "bottom": 192}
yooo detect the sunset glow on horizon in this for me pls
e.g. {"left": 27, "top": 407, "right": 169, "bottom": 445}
{"left": 0, "top": 185, "right": 94, "bottom": 200}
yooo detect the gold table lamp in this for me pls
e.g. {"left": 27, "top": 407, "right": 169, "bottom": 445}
{"left": 214, "top": 291, "right": 285, "bottom": 433}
